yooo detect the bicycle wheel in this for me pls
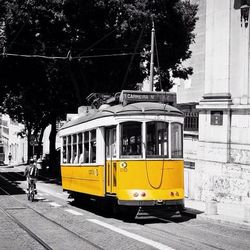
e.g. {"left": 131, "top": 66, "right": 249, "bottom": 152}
{"left": 27, "top": 185, "right": 31, "bottom": 200}
{"left": 30, "top": 191, "right": 34, "bottom": 202}
{"left": 27, "top": 189, "right": 30, "bottom": 200}
{"left": 30, "top": 184, "right": 35, "bottom": 202}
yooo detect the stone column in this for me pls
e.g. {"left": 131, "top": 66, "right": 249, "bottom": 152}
{"left": 240, "top": 10, "right": 250, "bottom": 104}
{"left": 195, "top": 0, "right": 233, "bottom": 201}
{"left": 197, "top": 0, "right": 232, "bottom": 163}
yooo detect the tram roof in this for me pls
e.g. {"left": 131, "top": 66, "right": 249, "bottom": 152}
{"left": 60, "top": 102, "right": 183, "bottom": 131}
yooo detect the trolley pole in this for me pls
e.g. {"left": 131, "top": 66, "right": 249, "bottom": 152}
{"left": 149, "top": 19, "right": 155, "bottom": 92}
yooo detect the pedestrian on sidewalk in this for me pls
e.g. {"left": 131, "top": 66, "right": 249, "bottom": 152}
{"left": 8, "top": 152, "right": 12, "bottom": 165}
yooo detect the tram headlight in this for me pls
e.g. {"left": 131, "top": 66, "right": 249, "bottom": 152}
{"left": 175, "top": 192, "right": 179, "bottom": 196}
{"left": 133, "top": 192, "right": 139, "bottom": 197}
{"left": 141, "top": 192, "right": 146, "bottom": 197}
{"left": 171, "top": 192, "right": 174, "bottom": 197}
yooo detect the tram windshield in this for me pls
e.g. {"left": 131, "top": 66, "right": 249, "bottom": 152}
{"left": 121, "top": 122, "right": 142, "bottom": 157}
{"left": 146, "top": 121, "right": 168, "bottom": 158}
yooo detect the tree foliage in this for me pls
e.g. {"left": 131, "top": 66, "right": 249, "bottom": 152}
{"left": 0, "top": 0, "right": 198, "bottom": 162}
{"left": 63, "top": 0, "right": 198, "bottom": 91}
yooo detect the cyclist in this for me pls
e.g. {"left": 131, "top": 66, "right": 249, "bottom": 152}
{"left": 24, "top": 158, "right": 39, "bottom": 194}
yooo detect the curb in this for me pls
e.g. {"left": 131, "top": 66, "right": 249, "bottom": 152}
{"left": 195, "top": 212, "right": 250, "bottom": 228}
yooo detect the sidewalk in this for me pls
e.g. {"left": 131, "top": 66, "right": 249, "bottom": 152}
{"left": 185, "top": 198, "right": 250, "bottom": 227}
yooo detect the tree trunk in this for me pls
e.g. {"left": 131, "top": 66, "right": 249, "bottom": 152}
{"left": 49, "top": 116, "right": 57, "bottom": 172}
{"left": 27, "top": 126, "right": 32, "bottom": 163}
{"left": 37, "top": 126, "right": 46, "bottom": 158}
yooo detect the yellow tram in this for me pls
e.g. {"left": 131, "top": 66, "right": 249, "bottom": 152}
{"left": 59, "top": 90, "right": 184, "bottom": 213}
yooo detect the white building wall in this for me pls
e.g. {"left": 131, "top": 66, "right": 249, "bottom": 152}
{"left": 179, "top": 0, "right": 250, "bottom": 210}
{"left": 0, "top": 114, "right": 28, "bottom": 165}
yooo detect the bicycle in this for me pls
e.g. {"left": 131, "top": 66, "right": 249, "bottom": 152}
{"left": 27, "top": 179, "right": 36, "bottom": 202}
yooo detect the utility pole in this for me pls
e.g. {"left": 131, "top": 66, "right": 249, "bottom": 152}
{"left": 149, "top": 19, "right": 155, "bottom": 92}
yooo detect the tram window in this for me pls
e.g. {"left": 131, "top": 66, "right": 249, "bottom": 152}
{"left": 90, "top": 130, "right": 96, "bottom": 163}
{"left": 171, "top": 123, "right": 183, "bottom": 158}
{"left": 72, "top": 134, "right": 77, "bottom": 163}
{"left": 78, "top": 133, "right": 83, "bottom": 163}
{"left": 63, "top": 137, "right": 67, "bottom": 163}
{"left": 84, "top": 132, "right": 89, "bottom": 163}
{"left": 146, "top": 122, "right": 168, "bottom": 158}
{"left": 106, "top": 128, "right": 116, "bottom": 158}
{"left": 106, "top": 131, "right": 110, "bottom": 157}
{"left": 121, "top": 122, "right": 142, "bottom": 157}
{"left": 112, "top": 129, "right": 116, "bottom": 157}
{"left": 67, "top": 135, "right": 72, "bottom": 163}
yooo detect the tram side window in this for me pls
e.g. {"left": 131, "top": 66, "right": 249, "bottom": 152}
{"left": 146, "top": 122, "right": 168, "bottom": 158}
{"left": 112, "top": 129, "right": 116, "bottom": 157}
{"left": 90, "top": 130, "right": 96, "bottom": 163}
{"left": 63, "top": 137, "right": 67, "bottom": 163}
{"left": 67, "top": 135, "right": 72, "bottom": 163}
{"left": 106, "top": 128, "right": 116, "bottom": 158}
{"left": 72, "top": 134, "right": 77, "bottom": 163}
{"left": 121, "top": 122, "right": 142, "bottom": 157}
{"left": 171, "top": 123, "right": 183, "bottom": 158}
{"left": 78, "top": 133, "right": 83, "bottom": 163}
{"left": 84, "top": 132, "right": 89, "bottom": 163}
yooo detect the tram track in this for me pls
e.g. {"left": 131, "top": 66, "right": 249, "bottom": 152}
{"left": 143, "top": 216, "right": 226, "bottom": 250}
{"left": 1, "top": 170, "right": 207, "bottom": 249}
{"left": 2, "top": 169, "right": 249, "bottom": 250}
{"left": 0, "top": 204, "right": 53, "bottom": 250}
{"left": 137, "top": 209, "right": 248, "bottom": 250}
{"left": 0, "top": 172, "right": 104, "bottom": 250}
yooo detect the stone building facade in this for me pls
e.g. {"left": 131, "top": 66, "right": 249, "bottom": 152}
{"left": 178, "top": 0, "right": 250, "bottom": 207}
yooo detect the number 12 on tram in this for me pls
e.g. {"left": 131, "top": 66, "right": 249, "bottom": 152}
{"left": 59, "top": 91, "right": 185, "bottom": 213}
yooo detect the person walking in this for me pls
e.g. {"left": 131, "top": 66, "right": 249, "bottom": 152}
{"left": 8, "top": 152, "right": 12, "bottom": 165}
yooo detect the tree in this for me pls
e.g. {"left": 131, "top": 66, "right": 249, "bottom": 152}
{"left": 0, "top": 0, "right": 197, "bottom": 166}
{"left": 0, "top": 0, "right": 79, "bottom": 164}
{"left": 63, "top": 0, "right": 198, "bottom": 91}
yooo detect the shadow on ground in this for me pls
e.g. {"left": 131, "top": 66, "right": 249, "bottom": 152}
{"left": 69, "top": 196, "right": 201, "bottom": 224}
{"left": 0, "top": 172, "right": 26, "bottom": 195}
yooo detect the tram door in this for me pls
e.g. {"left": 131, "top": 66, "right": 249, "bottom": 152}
{"left": 105, "top": 127, "right": 117, "bottom": 194}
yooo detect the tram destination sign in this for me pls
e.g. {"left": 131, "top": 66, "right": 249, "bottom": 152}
{"left": 120, "top": 90, "right": 176, "bottom": 106}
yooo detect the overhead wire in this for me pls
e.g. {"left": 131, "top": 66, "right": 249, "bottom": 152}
{"left": 0, "top": 50, "right": 141, "bottom": 60}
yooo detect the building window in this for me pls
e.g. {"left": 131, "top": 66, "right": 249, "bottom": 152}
{"left": 184, "top": 112, "right": 199, "bottom": 131}
{"left": 211, "top": 111, "right": 223, "bottom": 126}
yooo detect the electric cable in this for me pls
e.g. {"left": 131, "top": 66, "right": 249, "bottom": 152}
{"left": 0, "top": 51, "right": 141, "bottom": 60}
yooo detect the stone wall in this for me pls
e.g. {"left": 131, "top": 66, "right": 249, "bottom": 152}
{"left": 192, "top": 160, "right": 250, "bottom": 205}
